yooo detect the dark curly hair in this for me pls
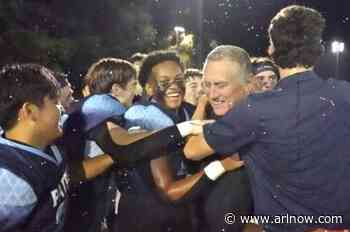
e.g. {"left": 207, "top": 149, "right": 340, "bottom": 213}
{"left": 138, "top": 50, "right": 183, "bottom": 87}
{"left": 0, "top": 64, "right": 58, "bottom": 130}
{"left": 268, "top": 5, "right": 325, "bottom": 68}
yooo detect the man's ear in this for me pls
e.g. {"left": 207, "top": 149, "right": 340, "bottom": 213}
{"left": 19, "top": 103, "right": 40, "bottom": 123}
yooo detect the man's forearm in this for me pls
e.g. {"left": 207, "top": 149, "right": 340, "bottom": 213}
{"left": 184, "top": 133, "right": 214, "bottom": 160}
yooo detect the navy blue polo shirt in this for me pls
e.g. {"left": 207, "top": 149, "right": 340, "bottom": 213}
{"left": 204, "top": 71, "right": 350, "bottom": 231}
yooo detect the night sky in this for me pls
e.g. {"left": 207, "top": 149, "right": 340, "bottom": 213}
{"left": 149, "top": 0, "right": 349, "bottom": 80}
{"left": 0, "top": 0, "right": 349, "bottom": 81}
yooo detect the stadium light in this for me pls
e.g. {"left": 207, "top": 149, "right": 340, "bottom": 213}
{"left": 331, "top": 41, "right": 345, "bottom": 79}
{"left": 332, "top": 41, "right": 345, "bottom": 53}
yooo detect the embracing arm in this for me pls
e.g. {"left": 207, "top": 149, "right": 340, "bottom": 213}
{"left": 150, "top": 154, "right": 244, "bottom": 204}
{"left": 92, "top": 121, "right": 203, "bottom": 167}
{"left": 106, "top": 122, "right": 155, "bottom": 145}
{"left": 187, "top": 95, "right": 215, "bottom": 160}
{"left": 70, "top": 119, "right": 207, "bottom": 182}
{"left": 184, "top": 133, "right": 215, "bottom": 161}
{"left": 68, "top": 122, "right": 173, "bottom": 182}
{"left": 185, "top": 97, "right": 259, "bottom": 161}
{"left": 150, "top": 155, "right": 206, "bottom": 202}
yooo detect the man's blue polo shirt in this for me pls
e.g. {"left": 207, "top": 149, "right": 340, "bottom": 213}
{"left": 203, "top": 71, "right": 350, "bottom": 231}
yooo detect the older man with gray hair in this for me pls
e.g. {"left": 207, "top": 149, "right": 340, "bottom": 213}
{"left": 200, "top": 45, "right": 253, "bottom": 117}
{"left": 185, "top": 5, "right": 350, "bottom": 232}
{"left": 190, "top": 45, "right": 258, "bottom": 232}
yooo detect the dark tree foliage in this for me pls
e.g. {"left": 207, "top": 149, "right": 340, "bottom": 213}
{"left": 1, "top": 0, "right": 349, "bottom": 83}
{"left": 0, "top": 0, "right": 159, "bottom": 88}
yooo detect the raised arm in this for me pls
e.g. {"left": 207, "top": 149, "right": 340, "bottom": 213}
{"left": 191, "top": 95, "right": 209, "bottom": 120}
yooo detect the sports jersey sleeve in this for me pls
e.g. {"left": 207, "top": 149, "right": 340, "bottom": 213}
{"left": 90, "top": 123, "right": 184, "bottom": 166}
{"left": 0, "top": 168, "right": 37, "bottom": 231}
{"left": 124, "top": 105, "right": 174, "bottom": 131}
{"left": 81, "top": 94, "right": 126, "bottom": 132}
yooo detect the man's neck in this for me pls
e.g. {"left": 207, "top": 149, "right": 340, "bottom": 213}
{"left": 5, "top": 127, "right": 47, "bottom": 150}
{"left": 279, "top": 66, "right": 313, "bottom": 80}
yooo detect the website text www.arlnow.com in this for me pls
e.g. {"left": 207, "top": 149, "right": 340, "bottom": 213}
{"left": 224, "top": 213, "right": 343, "bottom": 225}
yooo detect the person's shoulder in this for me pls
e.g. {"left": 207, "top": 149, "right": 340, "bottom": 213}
{"left": 0, "top": 144, "right": 20, "bottom": 169}
{"left": 73, "top": 94, "right": 126, "bottom": 132}
{"left": 83, "top": 94, "right": 125, "bottom": 110}
{"left": 324, "top": 78, "right": 350, "bottom": 103}
{"left": 237, "top": 94, "right": 265, "bottom": 111}
{"left": 0, "top": 168, "right": 37, "bottom": 200}
{"left": 46, "top": 143, "right": 66, "bottom": 163}
{"left": 73, "top": 94, "right": 126, "bottom": 117}
{"left": 326, "top": 78, "right": 350, "bottom": 91}
{"left": 127, "top": 97, "right": 166, "bottom": 118}
{"left": 0, "top": 167, "right": 37, "bottom": 228}
{"left": 248, "top": 89, "right": 282, "bottom": 101}
{"left": 218, "top": 97, "right": 259, "bottom": 125}
{"left": 0, "top": 142, "right": 12, "bottom": 152}
{"left": 125, "top": 104, "right": 174, "bottom": 130}
{"left": 244, "top": 89, "right": 288, "bottom": 113}
{"left": 0, "top": 142, "right": 22, "bottom": 158}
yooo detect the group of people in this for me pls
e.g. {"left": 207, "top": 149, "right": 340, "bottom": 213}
{"left": 1, "top": 5, "right": 350, "bottom": 232}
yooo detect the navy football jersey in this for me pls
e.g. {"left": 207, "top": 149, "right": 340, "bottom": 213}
{"left": 63, "top": 94, "right": 126, "bottom": 232}
{"left": 114, "top": 100, "right": 195, "bottom": 232}
{"left": 0, "top": 136, "right": 69, "bottom": 232}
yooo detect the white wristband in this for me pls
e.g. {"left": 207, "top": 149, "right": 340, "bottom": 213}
{"left": 176, "top": 121, "right": 193, "bottom": 137}
{"left": 204, "top": 161, "right": 226, "bottom": 181}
